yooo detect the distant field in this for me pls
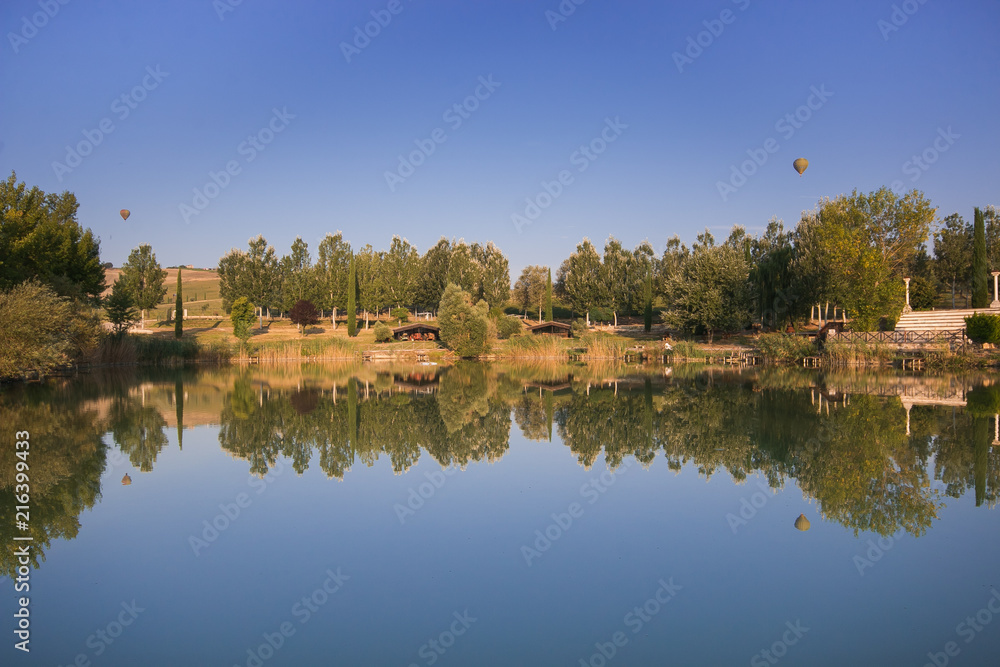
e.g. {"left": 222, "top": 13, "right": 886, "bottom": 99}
{"left": 103, "top": 266, "right": 224, "bottom": 320}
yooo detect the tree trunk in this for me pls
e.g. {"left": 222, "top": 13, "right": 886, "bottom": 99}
{"left": 613, "top": 312, "right": 618, "bottom": 327}
{"left": 586, "top": 311, "right": 590, "bottom": 327}
{"left": 952, "top": 279, "right": 956, "bottom": 309}
{"left": 332, "top": 306, "right": 337, "bottom": 328}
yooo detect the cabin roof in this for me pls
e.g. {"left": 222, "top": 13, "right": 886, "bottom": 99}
{"left": 392, "top": 323, "right": 441, "bottom": 334}
{"left": 526, "top": 320, "right": 571, "bottom": 331}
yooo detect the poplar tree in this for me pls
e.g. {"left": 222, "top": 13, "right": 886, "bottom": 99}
{"left": 174, "top": 268, "right": 183, "bottom": 338}
{"left": 972, "top": 207, "right": 989, "bottom": 308}
{"left": 545, "top": 269, "right": 553, "bottom": 322}
{"left": 347, "top": 254, "right": 358, "bottom": 337}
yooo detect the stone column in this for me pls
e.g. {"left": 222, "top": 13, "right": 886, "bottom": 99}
{"left": 903, "top": 277, "right": 912, "bottom": 314}
{"left": 991, "top": 272, "right": 1000, "bottom": 308}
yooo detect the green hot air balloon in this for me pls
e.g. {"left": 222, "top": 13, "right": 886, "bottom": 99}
{"left": 794, "top": 514, "right": 810, "bottom": 531}
{"left": 793, "top": 158, "right": 809, "bottom": 176}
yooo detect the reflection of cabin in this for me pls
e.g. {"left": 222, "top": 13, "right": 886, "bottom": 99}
{"left": 526, "top": 321, "right": 572, "bottom": 337}
{"left": 392, "top": 323, "right": 440, "bottom": 341}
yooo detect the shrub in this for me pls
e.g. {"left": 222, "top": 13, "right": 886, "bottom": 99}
{"left": 755, "top": 333, "right": 817, "bottom": 362}
{"left": 571, "top": 318, "right": 589, "bottom": 338}
{"left": 230, "top": 297, "right": 255, "bottom": 346}
{"left": 589, "top": 306, "right": 613, "bottom": 323}
{"left": 373, "top": 321, "right": 393, "bottom": 343}
{"left": 0, "top": 281, "right": 97, "bottom": 379}
{"left": 391, "top": 307, "right": 409, "bottom": 324}
{"left": 438, "top": 284, "right": 490, "bottom": 357}
{"left": 965, "top": 313, "right": 1000, "bottom": 344}
{"left": 496, "top": 315, "right": 523, "bottom": 340}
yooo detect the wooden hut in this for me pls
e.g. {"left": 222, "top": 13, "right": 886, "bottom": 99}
{"left": 392, "top": 323, "right": 441, "bottom": 341}
{"left": 526, "top": 321, "right": 572, "bottom": 338}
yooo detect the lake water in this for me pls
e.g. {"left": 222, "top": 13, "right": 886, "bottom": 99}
{"left": 2, "top": 362, "right": 999, "bottom": 666}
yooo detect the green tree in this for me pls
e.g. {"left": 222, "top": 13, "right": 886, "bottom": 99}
{"left": 545, "top": 269, "right": 553, "bottom": 322}
{"left": 972, "top": 207, "right": 989, "bottom": 308}
{"left": 174, "top": 268, "right": 183, "bottom": 338}
{"left": 661, "top": 229, "right": 754, "bottom": 340}
{"left": 934, "top": 213, "right": 973, "bottom": 307}
{"left": 230, "top": 296, "right": 255, "bottom": 351}
{"left": 279, "top": 237, "right": 317, "bottom": 313}
{"left": 315, "top": 232, "right": 352, "bottom": 326}
{"left": 382, "top": 236, "right": 420, "bottom": 308}
{"left": 643, "top": 267, "right": 653, "bottom": 332}
{"left": 105, "top": 278, "right": 139, "bottom": 338}
{"left": 415, "top": 238, "right": 452, "bottom": 312}
{"left": 356, "top": 244, "right": 386, "bottom": 328}
{"left": 438, "top": 283, "right": 490, "bottom": 357}
{"left": 218, "top": 236, "right": 280, "bottom": 328}
{"left": 514, "top": 265, "right": 547, "bottom": 319}
{"left": 472, "top": 241, "right": 510, "bottom": 309}
{"left": 347, "top": 254, "right": 357, "bottom": 337}
{"left": 557, "top": 239, "right": 603, "bottom": 324}
{"left": 446, "top": 241, "right": 479, "bottom": 295}
{"left": 0, "top": 172, "right": 106, "bottom": 303}
{"left": 801, "top": 188, "right": 935, "bottom": 331}
{"left": 119, "top": 244, "right": 167, "bottom": 327}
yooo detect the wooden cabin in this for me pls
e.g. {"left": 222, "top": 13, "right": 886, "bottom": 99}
{"left": 526, "top": 321, "right": 572, "bottom": 338}
{"left": 392, "top": 323, "right": 441, "bottom": 341}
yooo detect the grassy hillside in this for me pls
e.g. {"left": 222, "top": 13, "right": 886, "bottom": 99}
{"left": 103, "top": 267, "right": 224, "bottom": 320}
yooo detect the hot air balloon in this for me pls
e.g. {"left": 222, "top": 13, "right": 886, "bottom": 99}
{"left": 794, "top": 514, "right": 810, "bottom": 531}
{"left": 122, "top": 474, "right": 132, "bottom": 486}
{"left": 120, "top": 209, "right": 130, "bottom": 221}
{"left": 793, "top": 158, "right": 809, "bottom": 176}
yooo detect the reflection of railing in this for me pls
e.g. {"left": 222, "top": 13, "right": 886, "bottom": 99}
{"left": 827, "top": 330, "right": 969, "bottom": 346}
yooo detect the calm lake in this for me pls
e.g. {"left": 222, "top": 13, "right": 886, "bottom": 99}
{"left": 2, "top": 362, "right": 999, "bottom": 666}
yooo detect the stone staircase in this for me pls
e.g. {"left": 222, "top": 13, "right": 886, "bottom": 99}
{"left": 895, "top": 307, "right": 1000, "bottom": 332}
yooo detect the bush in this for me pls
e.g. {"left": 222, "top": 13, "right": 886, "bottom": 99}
{"left": 965, "top": 313, "right": 1000, "bottom": 344}
{"left": 438, "top": 284, "right": 490, "bottom": 357}
{"left": 571, "top": 318, "right": 589, "bottom": 338}
{"left": 496, "top": 315, "right": 523, "bottom": 339}
{"left": 391, "top": 307, "right": 409, "bottom": 324}
{"left": 230, "top": 297, "right": 255, "bottom": 346}
{"left": 373, "top": 321, "right": 393, "bottom": 343}
{"left": 0, "top": 280, "right": 92, "bottom": 379}
{"left": 755, "top": 333, "right": 817, "bottom": 362}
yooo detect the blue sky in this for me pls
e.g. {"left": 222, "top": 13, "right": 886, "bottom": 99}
{"left": 2, "top": 0, "right": 998, "bottom": 277}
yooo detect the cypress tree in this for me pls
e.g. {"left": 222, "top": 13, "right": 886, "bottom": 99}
{"left": 347, "top": 254, "right": 358, "bottom": 337}
{"left": 544, "top": 268, "right": 553, "bottom": 322}
{"left": 972, "top": 207, "right": 989, "bottom": 308}
{"left": 174, "top": 267, "right": 183, "bottom": 338}
{"left": 643, "top": 268, "right": 653, "bottom": 332}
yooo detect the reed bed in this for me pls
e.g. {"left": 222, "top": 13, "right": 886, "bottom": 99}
{"left": 822, "top": 339, "right": 893, "bottom": 366}
{"left": 754, "top": 333, "right": 817, "bottom": 363}
{"left": 499, "top": 335, "right": 571, "bottom": 359}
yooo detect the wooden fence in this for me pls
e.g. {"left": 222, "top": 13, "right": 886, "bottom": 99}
{"left": 827, "top": 330, "right": 969, "bottom": 346}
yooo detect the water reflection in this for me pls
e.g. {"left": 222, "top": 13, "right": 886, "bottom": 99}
{"left": 2, "top": 363, "right": 999, "bottom": 575}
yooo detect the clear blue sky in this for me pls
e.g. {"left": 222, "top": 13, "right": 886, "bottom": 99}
{"left": 2, "top": 0, "right": 998, "bottom": 278}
